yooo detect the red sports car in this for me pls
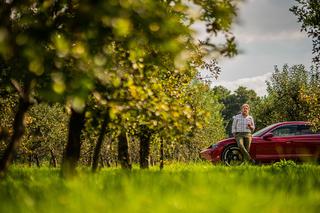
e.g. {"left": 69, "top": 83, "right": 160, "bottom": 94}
{"left": 200, "top": 121, "right": 320, "bottom": 165}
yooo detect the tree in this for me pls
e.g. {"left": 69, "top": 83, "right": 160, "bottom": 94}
{"left": 290, "top": 0, "right": 320, "bottom": 67}
{"left": 299, "top": 66, "right": 320, "bottom": 130}
{"left": 185, "top": 81, "right": 225, "bottom": 160}
{"left": 253, "top": 95, "right": 281, "bottom": 130}
{"left": 81, "top": 0, "right": 241, "bottom": 170}
{"left": 91, "top": 108, "right": 110, "bottom": 172}
{"left": 212, "top": 85, "right": 231, "bottom": 102}
{"left": 291, "top": 1, "right": 320, "bottom": 130}
{"left": 266, "top": 64, "right": 310, "bottom": 120}
{"left": 0, "top": 0, "right": 241, "bottom": 176}
{"left": 0, "top": 91, "right": 17, "bottom": 160}
{"left": 23, "top": 103, "right": 68, "bottom": 167}
{"left": 254, "top": 64, "right": 313, "bottom": 130}
{"left": 213, "top": 86, "right": 260, "bottom": 136}
{"left": 0, "top": 0, "right": 68, "bottom": 176}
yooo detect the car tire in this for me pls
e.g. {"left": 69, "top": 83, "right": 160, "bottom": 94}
{"left": 221, "top": 144, "right": 244, "bottom": 166}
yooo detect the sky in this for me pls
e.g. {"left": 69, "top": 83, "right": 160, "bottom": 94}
{"left": 200, "top": 0, "right": 313, "bottom": 96}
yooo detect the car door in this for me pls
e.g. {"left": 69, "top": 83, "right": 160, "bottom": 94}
{"left": 253, "top": 125, "right": 298, "bottom": 162}
{"left": 252, "top": 136, "right": 283, "bottom": 162}
{"left": 289, "top": 125, "right": 320, "bottom": 162}
{"left": 270, "top": 125, "right": 298, "bottom": 160}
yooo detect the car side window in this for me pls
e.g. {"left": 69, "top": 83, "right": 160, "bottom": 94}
{"left": 296, "top": 125, "right": 320, "bottom": 135}
{"left": 272, "top": 125, "right": 298, "bottom": 137}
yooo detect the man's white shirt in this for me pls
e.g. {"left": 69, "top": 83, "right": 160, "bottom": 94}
{"left": 232, "top": 114, "right": 255, "bottom": 134}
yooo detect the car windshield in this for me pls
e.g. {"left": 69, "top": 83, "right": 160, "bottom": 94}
{"left": 253, "top": 123, "right": 279, "bottom": 137}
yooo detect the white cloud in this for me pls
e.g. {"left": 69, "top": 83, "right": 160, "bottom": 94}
{"left": 235, "top": 31, "right": 306, "bottom": 44}
{"left": 212, "top": 72, "right": 272, "bottom": 97}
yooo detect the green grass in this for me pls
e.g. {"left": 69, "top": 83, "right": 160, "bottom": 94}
{"left": 0, "top": 162, "right": 320, "bottom": 213}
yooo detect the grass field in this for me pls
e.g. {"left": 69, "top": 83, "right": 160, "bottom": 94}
{"left": 0, "top": 162, "right": 319, "bottom": 213}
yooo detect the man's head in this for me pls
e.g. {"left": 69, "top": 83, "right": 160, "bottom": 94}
{"left": 241, "top": 103, "right": 250, "bottom": 116}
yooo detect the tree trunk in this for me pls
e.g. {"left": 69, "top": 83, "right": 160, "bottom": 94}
{"left": 50, "top": 149, "right": 57, "bottom": 168}
{"left": 0, "top": 80, "right": 32, "bottom": 177}
{"left": 0, "top": 127, "right": 9, "bottom": 142}
{"left": 87, "top": 138, "right": 95, "bottom": 166}
{"left": 117, "top": 130, "right": 131, "bottom": 169}
{"left": 92, "top": 111, "right": 110, "bottom": 172}
{"left": 61, "top": 107, "right": 86, "bottom": 178}
{"left": 28, "top": 154, "right": 32, "bottom": 167}
{"left": 99, "top": 156, "right": 105, "bottom": 168}
{"left": 160, "top": 138, "right": 164, "bottom": 170}
{"left": 139, "top": 126, "right": 152, "bottom": 169}
{"left": 106, "top": 158, "right": 111, "bottom": 167}
{"left": 34, "top": 154, "right": 40, "bottom": 168}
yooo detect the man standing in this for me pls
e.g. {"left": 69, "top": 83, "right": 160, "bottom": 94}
{"left": 231, "top": 104, "right": 255, "bottom": 164}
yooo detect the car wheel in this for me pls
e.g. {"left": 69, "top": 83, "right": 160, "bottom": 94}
{"left": 221, "top": 144, "right": 244, "bottom": 166}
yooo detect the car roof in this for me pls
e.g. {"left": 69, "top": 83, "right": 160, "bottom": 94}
{"left": 274, "top": 121, "right": 309, "bottom": 126}
{"left": 252, "top": 121, "right": 311, "bottom": 137}
{"left": 268, "top": 121, "right": 310, "bottom": 131}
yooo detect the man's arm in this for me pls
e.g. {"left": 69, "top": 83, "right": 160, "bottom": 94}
{"left": 248, "top": 116, "right": 255, "bottom": 131}
{"left": 252, "top": 117, "right": 255, "bottom": 131}
{"left": 231, "top": 116, "right": 237, "bottom": 136}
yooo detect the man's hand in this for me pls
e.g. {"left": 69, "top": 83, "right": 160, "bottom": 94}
{"left": 247, "top": 123, "right": 254, "bottom": 130}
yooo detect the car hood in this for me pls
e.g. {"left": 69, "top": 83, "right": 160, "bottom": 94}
{"left": 210, "top": 136, "right": 260, "bottom": 148}
{"left": 216, "top": 136, "right": 260, "bottom": 145}
{"left": 216, "top": 138, "right": 236, "bottom": 146}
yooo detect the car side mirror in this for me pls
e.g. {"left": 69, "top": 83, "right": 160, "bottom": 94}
{"left": 262, "top": 133, "right": 273, "bottom": 140}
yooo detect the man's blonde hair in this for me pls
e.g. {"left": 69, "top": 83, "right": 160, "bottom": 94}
{"left": 241, "top": 103, "right": 250, "bottom": 109}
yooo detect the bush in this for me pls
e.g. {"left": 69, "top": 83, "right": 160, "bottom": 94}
{"left": 271, "top": 160, "right": 297, "bottom": 172}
